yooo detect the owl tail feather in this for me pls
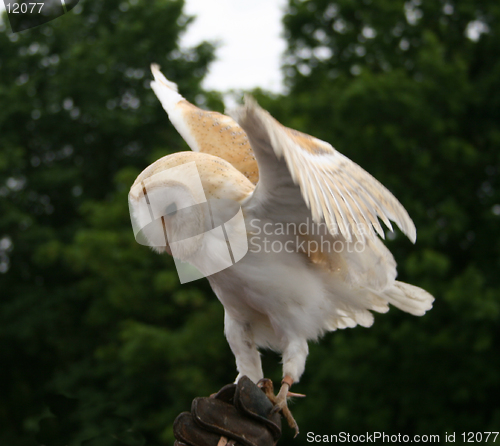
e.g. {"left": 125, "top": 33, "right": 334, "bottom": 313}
{"left": 382, "top": 281, "right": 434, "bottom": 316}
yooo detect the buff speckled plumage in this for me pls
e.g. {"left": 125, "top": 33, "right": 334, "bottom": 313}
{"left": 151, "top": 64, "right": 259, "bottom": 185}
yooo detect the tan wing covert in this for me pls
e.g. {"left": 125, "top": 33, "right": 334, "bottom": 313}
{"left": 150, "top": 64, "right": 259, "bottom": 184}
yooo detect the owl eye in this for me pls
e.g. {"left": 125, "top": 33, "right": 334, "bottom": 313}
{"left": 165, "top": 202, "right": 177, "bottom": 216}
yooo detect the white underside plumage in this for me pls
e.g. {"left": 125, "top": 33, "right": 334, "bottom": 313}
{"left": 198, "top": 213, "right": 433, "bottom": 383}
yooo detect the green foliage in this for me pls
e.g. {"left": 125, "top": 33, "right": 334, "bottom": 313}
{"left": 0, "top": 1, "right": 228, "bottom": 445}
{"left": 1, "top": 0, "right": 499, "bottom": 444}
{"left": 267, "top": 0, "right": 500, "bottom": 443}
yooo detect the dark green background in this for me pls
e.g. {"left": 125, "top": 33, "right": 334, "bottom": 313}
{"left": 1, "top": 0, "right": 499, "bottom": 444}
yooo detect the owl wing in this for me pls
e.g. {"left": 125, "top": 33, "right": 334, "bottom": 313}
{"left": 229, "top": 96, "right": 416, "bottom": 244}
{"left": 150, "top": 64, "right": 259, "bottom": 184}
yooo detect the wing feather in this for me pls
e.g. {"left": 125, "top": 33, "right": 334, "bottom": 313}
{"left": 328, "top": 166, "right": 386, "bottom": 238}
{"left": 338, "top": 182, "right": 381, "bottom": 240}
{"left": 229, "top": 96, "right": 416, "bottom": 243}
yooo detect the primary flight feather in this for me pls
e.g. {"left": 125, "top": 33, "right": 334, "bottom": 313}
{"left": 129, "top": 65, "right": 434, "bottom": 434}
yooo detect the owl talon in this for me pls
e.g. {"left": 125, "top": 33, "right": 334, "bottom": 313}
{"left": 257, "top": 378, "right": 277, "bottom": 404}
{"left": 272, "top": 378, "right": 300, "bottom": 437}
{"left": 257, "top": 377, "right": 301, "bottom": 436}
{"left": 270, "top": 404, "right": 281, "bottom": 415}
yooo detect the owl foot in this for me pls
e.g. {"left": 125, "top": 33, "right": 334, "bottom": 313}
{"left": 258, "top": 376, "right": 304, "bottom": 438}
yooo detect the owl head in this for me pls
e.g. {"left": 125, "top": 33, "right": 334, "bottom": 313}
{"left": 129, "top": 151, "right": 254, "bottom": 267}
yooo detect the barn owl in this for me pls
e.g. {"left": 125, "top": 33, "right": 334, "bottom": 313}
{"left": 128, "top": 65, "right": 434, "bottom": 434}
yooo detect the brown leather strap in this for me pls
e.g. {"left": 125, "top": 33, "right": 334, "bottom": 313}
{"left": 281, "top": 375, "right": 294, "bottom": 388}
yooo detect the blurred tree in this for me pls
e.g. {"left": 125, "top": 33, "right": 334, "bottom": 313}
{"left": 0, "top": 1, "right": 230, "bottom": 445}
{"left": 1, "top": 0, "right": 500, "bottom": 445}
{"left": 257, "top": 0, "right": 500, "bottom": 443}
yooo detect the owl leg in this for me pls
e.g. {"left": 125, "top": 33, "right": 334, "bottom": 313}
{"left": 224, "top": 312, "right": 263, "bottom": 383}
{"left": 273, "top": 338, "right": 309, "bottom": 437}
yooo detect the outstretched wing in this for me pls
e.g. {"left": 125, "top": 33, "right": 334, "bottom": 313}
{"left": 150, "top": 64, "right": 259, "bottom": 184}
{"left": 229, "top": 96, "right": 416, "bottom": 244}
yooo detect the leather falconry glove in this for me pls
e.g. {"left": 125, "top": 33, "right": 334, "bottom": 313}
{"left": 173, "top": 376, "right": 282, "bottom": 446}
